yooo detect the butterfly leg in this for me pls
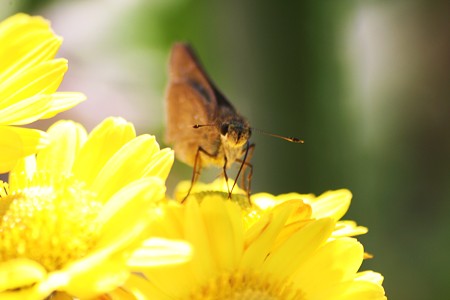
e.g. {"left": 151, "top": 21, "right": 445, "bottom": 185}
{"left": 182, "top": 146, "right": 219, "bottom": 203}
{"left": 231, "top": 142, "right": 254, "bottom": 198}
{"left": 235, "top": 143, "right": 255, "bottom": 203}
{"left": 222, "top": 156, "right": 233, "bottom": 197}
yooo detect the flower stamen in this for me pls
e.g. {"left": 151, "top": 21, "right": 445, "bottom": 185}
{"left": 0, "top": 174, "right": 102, "bottom": 271}
{"left": 188, "top": 271, "right": 305, "bottom": 300}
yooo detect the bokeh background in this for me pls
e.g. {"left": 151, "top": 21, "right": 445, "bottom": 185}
{"left": 2, "top": 1, "right": 449, "bottom": 299}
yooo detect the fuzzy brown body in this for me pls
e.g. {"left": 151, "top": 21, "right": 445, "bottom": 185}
{"left": 165, "top": 43, "right": 252, "bottom": 172}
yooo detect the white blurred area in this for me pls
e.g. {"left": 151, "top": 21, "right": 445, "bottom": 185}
{"left": 3, "top": 0, "right": 173, "bottom": 133}
{"left": 344, "top": 2, "right": 449, "bottom": 149}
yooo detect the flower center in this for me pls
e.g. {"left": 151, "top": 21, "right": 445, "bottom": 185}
{"left": 187, "top": 270, "right": 305, "bottom": 300}
{"left": 0, "top": 176, "right": 102, "bottom": 271}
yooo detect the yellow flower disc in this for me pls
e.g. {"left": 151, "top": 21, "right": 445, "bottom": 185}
{"left": 0, "top": 175, "right": 102, "bottom": 271}
{"left": 188, "top": 270, "right": 305, "bottom": 300}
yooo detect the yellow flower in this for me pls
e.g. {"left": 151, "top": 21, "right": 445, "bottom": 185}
{"left": 0, "top": 13, "right": 86, "bottom": 173}
{"left": 134, "top": 180, "right": 386, "bottom": 299}
{"left": 0, "top": 117, "right": 191, "bottom": 299}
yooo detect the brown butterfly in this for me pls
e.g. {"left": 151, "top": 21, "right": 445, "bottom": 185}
{"left": 165, "top": 43, "right": 302, "bottom": 201}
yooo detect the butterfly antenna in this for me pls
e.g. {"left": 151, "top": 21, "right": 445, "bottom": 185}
{"left": 251, "top": 127, "right": 304, "bottom": 143}
{"left": 193, "top": 124, "right": 215, "bottom": 129}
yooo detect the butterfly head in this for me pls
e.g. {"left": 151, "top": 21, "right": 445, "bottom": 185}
{"left": 219, "top": 118, "right": 251, "bottom": 148}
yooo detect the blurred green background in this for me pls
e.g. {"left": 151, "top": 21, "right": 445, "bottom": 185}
{"left": 2, "top": 1, "right": 450, "bottom": 299}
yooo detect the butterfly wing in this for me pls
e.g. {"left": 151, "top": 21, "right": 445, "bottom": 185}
{"left": 165, "top": 43, "right": 224, "bottom": 166}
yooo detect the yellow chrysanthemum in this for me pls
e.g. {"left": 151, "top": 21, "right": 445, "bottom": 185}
{"left": 0, "top": 13, "right": 86, "bottom": 173}
{"left": 131, "top": 180, "right": 386, "bottom": 299}
{"left": 0, "top": 117, "right": 191, "bottom": 299}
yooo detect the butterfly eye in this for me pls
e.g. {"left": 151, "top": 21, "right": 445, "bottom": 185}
{"left": 220, "top": 123, "right": 229, "bottom": 135}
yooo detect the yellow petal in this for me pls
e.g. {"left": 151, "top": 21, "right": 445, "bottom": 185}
{"left": 270, "top": 218, "right": 311, "bottom": 250}
{"left": 0, "top": 264, "right": 58, "bottom": 300}
{"left": 0, "top": 14, "right": 50, "bottom": 42}
{"left": 47, "top": 291, "right": 78, "bottom": 300}
{"left": 64, "top": 260, "right": 129, "bottom": 299}
{"left": 96, "top": 178, "right": 166, "bottom": 256}
{"left": 0, "top": 59, "right": 68, "bottom": 108}
{"left": 9, "top": 155, "right": 37, "bottom": 189}
{"left": 338, "top": 280, "right": 387, "bottom": 300}
{"left": 262, "top": 218, "right": 334, "bottom": 278}
{"left": 355, "top": 271, "right": 385, "bottom": 285}
{"left": 123, "top": 273, "right": 173, "bottom": 300}
{"left": 251, "top": 193, "right": 313, "bottom": 226}
{"left": 140, "top": 203, "right": 197, "bottom": 297}
{"left": 0, "top": 288, "right": 51, "bottom": 300}
{"left": 143, "top": 148, "right": 174, "bottom": 181}
{"left": 241, "top": 201, "right": 298, "bottom": 270}
{"left": 201, "top": 197, "right": 242, "bottom": 272}
{"left": 309, "top": 189, "right": 352, "bottom": 221}
{"left": 127, "top": 238, "right": 192, "bottom": 268}
{"left": 252, "top": 192, "right": 315, "bottom": 210}
{"left": 141, "top": 263, "right": 193, "bottom": 299}
{"left": 173, "top": 178, "right": 246, "bottom": 203}
{"left": 0, "top": 14, "right": 53, "bottom": 72}
{"left": 146, "top": 202, "right": 185, "bottom": 239}
{"left": 292, "top": 237, "right": 363, "bottom": 295}
{"left": 36, "top": 120, "right": 87, "bottom": 176}
{"left": 73, "top": 117, "right": 136, "bottom": 187}
{"left": 0, "top": 258, "right": 46, "bottom": 291}
{"left": 0, "top": 126, "right": 47, "bottom": 173}
{"left": 91, "top": 135, "right": 162, "bottom": 202}
{"left": 0, "top": 94, "right": 52, "bottom": 125}
{"left": 224, "top": 200, "right": 245, "bottom": 268}
{"left": 184, "top": 198, "right": 216, "bottom": 282}
{"left": 333, "top": 220, "right": 368, "bottom": 237}
{"left": 40, "top": 92, "right": 87, "bottom": 119}
{"left": 0, "top": 34, "right": 61, "bottom": 85}
{"left": 100, "top": 289, "right": 136, "bottom": 300}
